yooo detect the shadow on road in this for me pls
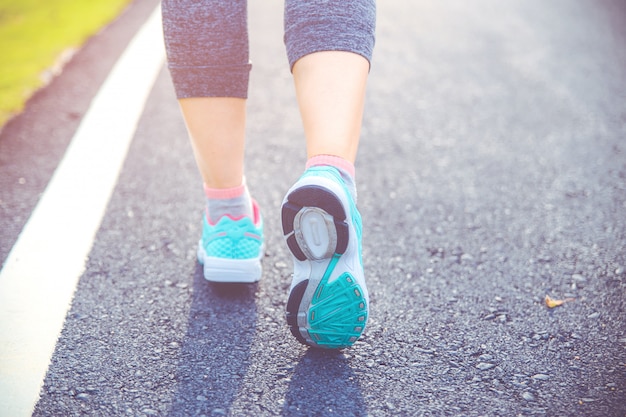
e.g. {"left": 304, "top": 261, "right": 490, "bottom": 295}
{"left": 167, "top": 264, "right": 257, "bottom": 416}
{"left": 283, "top": 349, "right": 367, "bottom": 417}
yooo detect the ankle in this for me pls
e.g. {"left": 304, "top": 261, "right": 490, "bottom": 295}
{"left": 306, "top": 154, "right": 355, "bottom": 178}
{"left": 204, "top": 182, "right": 253, "bottom": 223}
{"left": 305, "top": 155, "right": 357, "bottom": 201}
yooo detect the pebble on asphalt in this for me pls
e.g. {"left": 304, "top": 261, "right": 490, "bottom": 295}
{"left": 476, "top": 362, "right": 496, "bottom": 371}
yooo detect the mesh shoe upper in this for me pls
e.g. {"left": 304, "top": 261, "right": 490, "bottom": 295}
{"left": 200, "top": 202, "right": 263, "bottom": 261}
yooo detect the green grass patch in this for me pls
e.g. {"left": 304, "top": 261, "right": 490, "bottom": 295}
{"left": 0, "top": 0, "right": 131, "bottom": 126}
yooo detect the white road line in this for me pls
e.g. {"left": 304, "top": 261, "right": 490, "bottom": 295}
{"left": 0, "top": 5, "right": 165, "bottom": 417}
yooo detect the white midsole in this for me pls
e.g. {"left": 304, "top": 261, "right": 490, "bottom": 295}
{"left": 197, "top": 242, "right": 263, "bottom": 283}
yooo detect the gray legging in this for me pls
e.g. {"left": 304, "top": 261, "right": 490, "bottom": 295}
{"left": 162, "top": 0, "right": 376, "bottom": 99}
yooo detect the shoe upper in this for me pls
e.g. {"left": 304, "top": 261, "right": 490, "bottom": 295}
{"left": 200, "top": 201, "right": 264, "bottom": 260}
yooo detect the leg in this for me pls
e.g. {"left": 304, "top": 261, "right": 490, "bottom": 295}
{"left": 162, "top": 0, "right": 263, "bottom": 282}
{"left": 285, "top": 0, "right": 375, "bottom": 163}
{"left": 162, "top": 0, "right": 251, "bottom": 189}
{"left": 293, "top": 51, "right": 369, "bottom": 164}
{"left": 178, "top": 97, "right": 246, "bottom": 189}
{"left": 282, "top": 0, "right": 376, "bottom": 348}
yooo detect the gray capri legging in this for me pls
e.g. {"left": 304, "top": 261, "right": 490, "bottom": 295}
{"left": 161, "top": 0, "right": 376, "bottom": 99}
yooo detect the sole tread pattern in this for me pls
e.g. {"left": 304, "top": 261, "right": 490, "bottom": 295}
{"left": 282, "top": 185, "right": 367, "bottom": 349}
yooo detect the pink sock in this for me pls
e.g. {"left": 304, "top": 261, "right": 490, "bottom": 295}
{"left": 204, "top": 183, "right": 253, "bottom": 224}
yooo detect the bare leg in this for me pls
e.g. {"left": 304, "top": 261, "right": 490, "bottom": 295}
{"left": 292, "top": 51, "right": 370, "bottom": 163}
{"left": 178, "top": 97, "right": 246, "bottom": 189}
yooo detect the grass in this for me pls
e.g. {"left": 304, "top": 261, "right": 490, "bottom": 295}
{"left": 0, "top": 0, "right": 131, "bottom": 127}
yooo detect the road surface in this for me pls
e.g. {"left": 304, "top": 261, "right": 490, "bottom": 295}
{"left": 0, "top": 0, "right": 624, "bottom": 416}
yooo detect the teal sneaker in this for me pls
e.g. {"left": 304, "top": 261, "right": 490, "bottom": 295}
{"left": 197, "top": 200, "right": 264, "bottom": 283}
{"left": 281, "top": 166, "right": 368, "bottom": 349}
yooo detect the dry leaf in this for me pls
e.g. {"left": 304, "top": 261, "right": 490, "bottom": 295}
{"left": 545, "top": 294, "right": 565, "bottom": 308}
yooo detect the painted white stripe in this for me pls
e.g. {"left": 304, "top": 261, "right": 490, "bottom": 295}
{"left": 0, "top": 6, "right": 164, "bottom": 417}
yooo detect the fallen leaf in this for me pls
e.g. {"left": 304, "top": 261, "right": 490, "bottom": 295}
{"left": 545, "top": 294, "right": 565, "bottom": 308}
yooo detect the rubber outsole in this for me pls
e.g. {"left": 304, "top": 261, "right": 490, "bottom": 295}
{"left": 282, "top": 185, "right": 349, "bottom": 261}
{"left": 282, "top": 184, "right": 367, "bottom": 349}
{"left": 285, "top": 280, "right": 309, "bottom": 345}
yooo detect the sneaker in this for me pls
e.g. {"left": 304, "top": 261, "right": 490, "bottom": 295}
{"left": 197, "top": 200, "right": 264, "bottom": 283}
{"left": 281, "top": 166, "right": 368, "bottom": 349}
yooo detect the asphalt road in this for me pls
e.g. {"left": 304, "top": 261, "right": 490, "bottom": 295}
{"left": 1, "top": 0, "right": 625, "bottom": 416}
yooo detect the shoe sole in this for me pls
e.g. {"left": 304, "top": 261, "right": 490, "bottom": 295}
{"left": 197, "top": 243, "right": 263, "bottom": 283}
{"left": 282, "top": 183, "right": 367, "bottom": 349}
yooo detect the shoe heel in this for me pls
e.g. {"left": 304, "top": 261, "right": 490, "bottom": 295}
{"left": 281, "top": 185, "right": 349, "bottom": 261}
